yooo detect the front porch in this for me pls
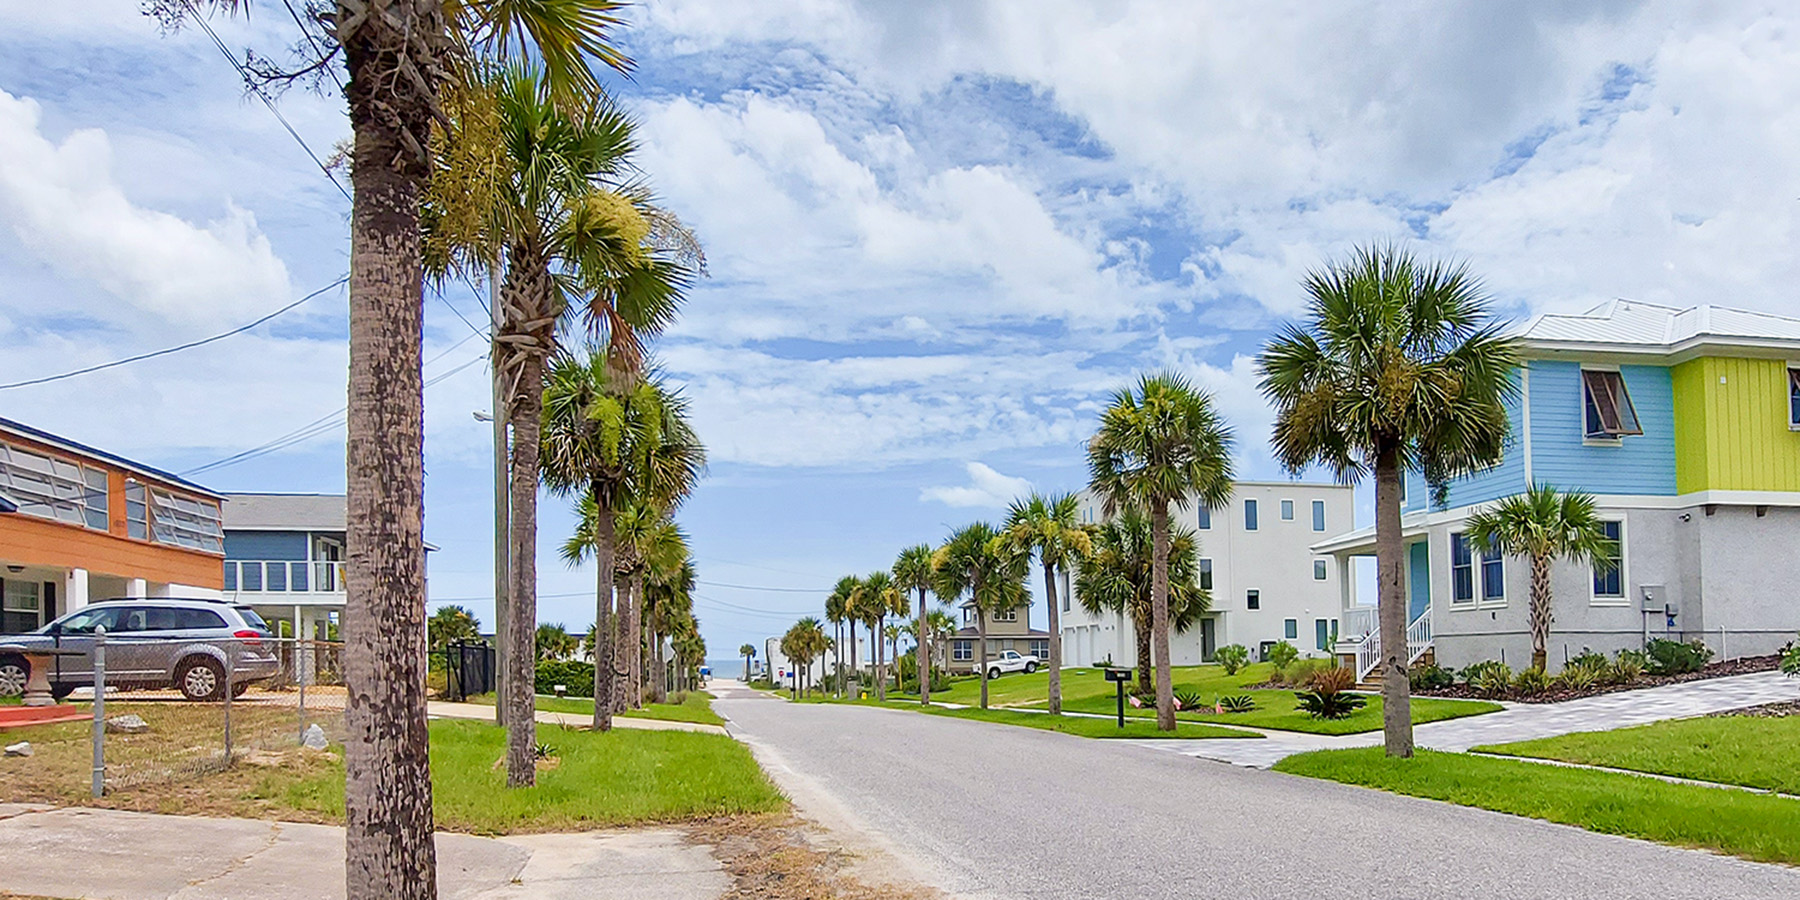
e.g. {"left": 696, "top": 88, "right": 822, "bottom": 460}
{"left": 1313, "top": 525, "right": 1435, "bottom": 684}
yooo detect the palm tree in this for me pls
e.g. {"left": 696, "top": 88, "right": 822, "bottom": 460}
{"left": 824, "top": 585, "right": 850, "bottom": 697}
{"left": 924, "top": 608, "right": 958, "bottom": 672}
{"left": 932, "top": 522, "right": 1028, "bottom": 710}
{"left": 147, "top": 3, "right": 633, "bottom": 885}
{"left": 1075, "top": 508, "right": 1210, "bottom": 694}
{"left": 1465, "top": 485, "right": 1613, "bottom": 672}
{"left": 1088, "top": 373, "right": 1235, "bottom": 732}
{"left": 614, "top": 503, "right": 688, "bottom": 708}
{"left": 1258, "top": 244, "right": 1522, "bottom": 757}
{"left": 1002, "top": 493, "right": 1092, "bottom": 716}
{"left": 855, "top": 572, "right": 905, "bottom": 701}
{"left": 782, "top": 617, "right": 828, "bottom": 698}
{"left": 830, "top": 575, "right": 863, "bottom": 692}
{"left": 534, "top": 623, "right": 578, "bottom": 661}
{"left": 641, "top": 541, "right": 694, "bottom": 703}
{"left": 426, "top": 605, "right": 481, "bottom": 651}
{"left": 739, "top": 643, "right": 756, "bottom": 682}
{"left": 893, "top": 544, "right": 936, "bottom": 704}
{"left": 543, "top": 352, "right": 704, "bottom": 730}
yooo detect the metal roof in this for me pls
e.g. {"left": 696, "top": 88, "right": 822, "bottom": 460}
{"left": 1521, "top": 300, "right": 1800, "bottom": 352}
{"left": 222, "top": 493, "right": 345, "bottom": 532}
{"left": 0, "top": 417, "right": 223, "bottom": 499}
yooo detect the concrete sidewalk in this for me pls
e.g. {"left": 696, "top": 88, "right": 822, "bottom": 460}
{"left": 0, "top": 804, "right": 726, "bottom": 900}
{"left": 428, "top": 701, "right": 727, "bottom": 735}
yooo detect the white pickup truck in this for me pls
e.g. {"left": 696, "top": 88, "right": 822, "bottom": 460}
{"left": 984, "top": 650, "right": 1040, "bottom": 679}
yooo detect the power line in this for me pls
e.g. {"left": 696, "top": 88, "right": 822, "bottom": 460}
{"left": 695, "top": 579, "right": 825, "bottom": 594}
{"left": 0, "top": 276, "right": 347, "bottom": 392}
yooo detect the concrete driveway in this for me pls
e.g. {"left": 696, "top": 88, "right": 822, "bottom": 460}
{"left": 714, "top": 685, "right": 1800, "bottom": 900}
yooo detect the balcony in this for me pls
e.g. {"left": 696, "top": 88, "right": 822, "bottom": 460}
{"left": 224, "top": 559, "right": 345, "bottom": 595}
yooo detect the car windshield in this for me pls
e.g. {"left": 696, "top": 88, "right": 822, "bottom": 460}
{"left": 234, "top": 607, "right": 271, "bottom": 633}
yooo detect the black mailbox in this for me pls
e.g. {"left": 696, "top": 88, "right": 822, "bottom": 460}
{"left": 1103, "top": 668, "right": 1132, "bottom": 682}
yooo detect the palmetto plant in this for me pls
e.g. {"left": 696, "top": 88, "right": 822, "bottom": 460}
{"left": 641, "top": 540, "right": 695, "bottom": 704}
{"left": 1002, "top": 493, "right": 1092, "bottom": 716}
{"left": 739, "top": 643, "right": 756, "bottom": 682}
{"left": 1074, "top": 507, "right": 1210, "bottom": 695}
{"left": 781, "top": 617, "right": 829, "bottom": 698}
{"left": 1465, "top": 484, "right": 1613, "bottom": 672}
{"left": 534, "top": 623, "right": 579, "bottom": 661}
{"left": 829, "top": 575, "right": 863, "bottom": 692}
{"left": 426, "top": 605, "right": 481, "bottom": 651}
{"left": 145, "top": 2, "right": 633, "bottom": 885}
{"left": 892, "top": 544, "right": 936, "bottom": 705}
{"left": 1088, "top": 373, "right": 1234, "bottom": 732}
{"left": 1258, "top": 244, "right": 1522, "bottom": 758}
{"left": 932, "top": 522, "right": 1029, "bottom": 710}
{"left": 854, "top": 571, "right": 907, "bottom": 702}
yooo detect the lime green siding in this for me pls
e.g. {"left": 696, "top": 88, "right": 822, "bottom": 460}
{"left": 1672, "top": 357, "right": 1800, "bottom": 492}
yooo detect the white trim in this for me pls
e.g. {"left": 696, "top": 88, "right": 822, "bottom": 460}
{"left": 1477, "top": 550, "right": 1507, "bottom": 609}
{"left": 1589, "top": 516, "right": 1630, "bottom": 607}
{"left": 1448, "top": 531, "right": 1477, "bottom": 607}
{"left": 1521, "top": 364, "right": 1534, "bottom": 485}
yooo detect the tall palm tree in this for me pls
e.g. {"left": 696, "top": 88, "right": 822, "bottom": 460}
{"left": 613, "top": 502, "right": 687, "bottom": 709}
{"left": 824, "top": 585, "right": 850, "bottom": 698}
{"left": 783, "top": 617, "right": 828, "bottom": 698}
{"left": 1075, "top": 508, "right": 1210, "bottom": 693}
{"left": 830, "top": 575, "right": 863, "bottom": 692}
{"left": 543, "top": 351, "right": 704, "bottom": 730}
{"left": 1002, "top": 493, "right": 1092, "bottom": 715}
{"left": 1088, "top": 373, "right": 1235, "bottom": 732}
{"left": 855, "top": 571, "right": 905, "bottom": 701}
{"left": 1258, "top": 244, "right": 1521, "bottom": 757}
{"left": 739, "top": 643, "right": 756, "bottom": 682}
{"left": 893, "top": 544, "right": 936, "bottom": 704}
{"left": 426, "top": 605, "right": 481, "bottom": 651}
{"left": 924, "top": 608, "right": 958, "bottom": 673}
{"left": 932, "top": 523, "right": 1028, "bottom": 710}
{"left": 147, "top": 4, "right": 631, "bottom": 889}
{"left": 638, "top": 530, "right": 693, "bottom": 703}
{"left": 1466, "top": 485, "right": 1613, "bottom": 671}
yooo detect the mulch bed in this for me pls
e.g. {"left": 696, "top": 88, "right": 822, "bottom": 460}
{"left": 1710, "top": 699, "right": 1800, "bottom": 719}
{"left": 1414, "top": 654, "right": 1782, "bottom": 704}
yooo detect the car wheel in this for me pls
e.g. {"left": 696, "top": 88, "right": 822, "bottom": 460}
{"left": 176, "top": 657, "right": 226, "bottom": 702}
{"left": 231, "top": 682, "right": 250, "bottom": 699}
{"left": 1025, "top": 662, "right": 1038, "bottom": 674}
{"left": 0, "top": 656, "right": 26, "bottom": 698}
{"left": 988, "top": 668, "right": 1001, "bottom": 680}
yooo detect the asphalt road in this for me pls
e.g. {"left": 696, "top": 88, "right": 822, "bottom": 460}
{"left": 714, "top": 686, "right": 1800, "bottom": 900}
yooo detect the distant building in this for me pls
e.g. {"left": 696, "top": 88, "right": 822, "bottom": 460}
{"left": 946, "top": 602, "right": 1051, "bottom": 675}
{"left": 1060, "top": 481, "right": 1356, "bottom": 668}
{"left": 1317, "top": 300, "right": 1800, "bottom": 677}
{"left": 0, "top": 417, "right": 226, "bottom": 632}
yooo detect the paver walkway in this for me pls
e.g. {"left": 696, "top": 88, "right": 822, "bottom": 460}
{"left": 428, "top": 701, "right": 727, "bottom": 735}
{"left": 1137, "top": 669, "right": 1800, "bottom": 767}
{"left": 0, "top": 804, "right": 726, "bottom": 900}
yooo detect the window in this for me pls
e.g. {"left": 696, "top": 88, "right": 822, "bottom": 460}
{"left": 1246, "top": 590, "right": 1260, "bottom": 610}
{"left": 1029, "top": 639, "right": 1049, "bottom": 659}
{"left": 1197, "top": 506, "right": 1211, "bottom": 529}
{"left": 1593, "top": 520, "right": 1624, "bottom": 600}
{"left": 1244, "top": 499, "right": 1258, "bottom": 531}
{"left": 993, "top": 608, "right": 1017, "bottom": 623}
{"left": 3, "top": 581, "right": 41, "bottom": 633}
{"left": 1314, "top": 618, "right": 1331, "bottom": 651}
{"left": 0, "top": 442, "right": 110, "bottom": 531}
{"left": 145, "top": 607, "right": 227, "bottom": 631}
{"left": 55, "top": 607, "right": 120, "bottom": 634}
{"left": 951, "top": 640, "right": 972, "bottom": 662}
{"left": 1481, "top": 550, "right": 1505, "bottom": 603}
{"left": 1198, "top": 558, "right": 1213, "bottom": 591}
{"left": 1789, "top": 367, "right": 1800, "bottom": 428}
{"left": 1582, "top": 369, "right": 1642, "bottom": 439}
{"left": 1313, "top": 560, "right": 1328, "bottom": 581}
{"left": 1280, "top": 499, "right": 1294, "bottom": 520}
{"left": 149, "top": 489, "right": 224, "bottom": 553}
{"left": 1312, "top": 500, "right": 1326, "bottom": 532}
{"left": 1450, "top": 533, "right": 1475, "bottom": 604}
{"left": 1284, "top": 618, "right": 1298, "bottom": 640}
{"left": 125, "top": 483, "right": 148, "bottom": 540}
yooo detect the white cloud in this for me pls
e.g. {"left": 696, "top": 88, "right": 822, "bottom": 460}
{"left": 0, "top": 88, "right": 290, "bottom": 329}
{"left": 920, "top": 461, "right": 1033, "bottom": 508}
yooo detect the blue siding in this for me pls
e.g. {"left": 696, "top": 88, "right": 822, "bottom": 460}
{"left": 1527, "top": 361, "right": 1677, "bottom": 495}
{"left": 1444, "top": 370, "right": 1530, "bottom": 507}
{"left": 1408, "top": 541, "right": 1431, "bottom": 620}
{"left": 223, "top": 531, "right": 308, "bottom": 561}
{"left": 1403, "top": 468, "right": 1430, "bottom": 512}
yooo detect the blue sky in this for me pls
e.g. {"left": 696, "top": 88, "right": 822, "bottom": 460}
{"left": 4, "top": 2, "right": 1799, "bottom": 658}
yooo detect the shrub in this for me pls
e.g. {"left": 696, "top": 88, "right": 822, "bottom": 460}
{"left": 1781, "top": 638, "right": 1800, "bottom": 679}
{"left": 1409, "top": 663, "right": 1455, "bottom": 691}
{"left": 535, "top": 659, "right": 596, "bottom": 697}
{"left": 1282, "top": 657, "right": 1329, "bottom": 688}
{"left": 1611, "top": 648, "right": 1648, "bottom": 683}
{"left": 1266, "top": 641, "right": 1300, "bottom": 673}
{"left": 1092, "top": 654, "right": 1115, "bottom": 669}
{"left": 1553, "top": 665, "right": 1599, "bottom": 692}
{"left": 1512, "top": 667, "right": 1550, "bottom": 696}
{"left": 1646, "top": 638, "right": 1713, "bottom": 676}
{"left": 1215, "top": 644, "right": 1251, "bottom": 675}
{"left": 1459, "top": 660, "right": 1507, "bottom": 686}
{"left": 1566, "top": 649, "right": 1611, "bottom": 679}
{"left": 1294, "top": 666, "right": 1365, "bottom": 720}
{"left": 1462, "top": 660, "right": 1513, "bottom": 698}
{"left": 1218, "top": 694, "right": 1256, "bottom": 713}
{"left": 668, "top": 691, "right": 689, "bottom": 706}
{"left": 1175, "top": 689, "right": 1207, "bottom": 711}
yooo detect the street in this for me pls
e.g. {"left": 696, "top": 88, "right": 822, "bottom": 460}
{"left": 714, "top": 684, "right": 1800, "bottom": 900}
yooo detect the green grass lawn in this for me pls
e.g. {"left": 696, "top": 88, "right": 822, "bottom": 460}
{"left": 1272, "top": 747, "right": 1800, "bottom": 866}
{"left": 260, "top": 719, "right": 784, "bottom": 834}
{"left": 928, "top": 663, "right": 1500, "bottom": 735}
{"left": 1476, "top": 715, "right": 1800, "bottom": 795}
{"left": 462, "top": 691, "right": 725, "bottom": 727}
{"left": 795, "top": 691, "right": 1260, "bottom": 738}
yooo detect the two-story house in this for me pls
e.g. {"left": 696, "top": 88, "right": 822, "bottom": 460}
{"left": 0, "top": 417, "right": 226, "bottom": 632}
{"left": 1317, "top": 300, "right": 1800, "bottom": 677}
{"left": 1060, "top": 481, "right": 1356, "bottom": 669}
{"left": 221, "top": 493, "right": 347, "bottom": 642}
{"left": 946, "top": 601, "right": 1052, "bottom": 675}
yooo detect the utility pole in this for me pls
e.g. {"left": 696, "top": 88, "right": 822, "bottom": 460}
{"left": 489, "top": 266, "right": 510, "bottom": 728}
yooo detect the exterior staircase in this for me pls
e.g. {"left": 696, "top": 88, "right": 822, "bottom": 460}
{"left": 1335, "top": 605, "right": 1433, "bottom": 688}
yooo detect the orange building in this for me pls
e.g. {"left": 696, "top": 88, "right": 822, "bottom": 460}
{"left": 1, "top": 417, "right": 225, "bottom": 633}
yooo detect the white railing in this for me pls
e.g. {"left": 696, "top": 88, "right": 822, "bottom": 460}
{"left": 224, "top": 560, "right": 345, "bottom": 594}
{"left": 1351, "top": 605, "right": 1433, "bottom": 682}
{"left": 1341, "top": 606, "right": 1378, "bottom": 641}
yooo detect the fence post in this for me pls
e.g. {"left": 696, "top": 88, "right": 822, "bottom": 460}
{"left": 297, "top": 638, "right": 307, "bottom": 746}
{"left": 91, "top": 626, "right": 106, "bottom": 799}
{"left": 223, "top": 642, "right": 234, "bottom": 765}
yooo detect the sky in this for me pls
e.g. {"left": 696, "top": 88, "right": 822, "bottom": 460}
{"left": 3, "top": 1, "right": 1799, "bottom": 660}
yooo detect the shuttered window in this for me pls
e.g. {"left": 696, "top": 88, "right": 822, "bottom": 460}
{"left": 1582, "top": 369, "right": 1642, "bottom": 439}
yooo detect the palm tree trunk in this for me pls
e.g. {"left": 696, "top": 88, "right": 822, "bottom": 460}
{"left": 835, "top": 622, "right": 844, "bottom": 698}
{"left": 629, "top": 569, "right": 646, "bottom": 708}
{"left": 1530, "top": 553, "right": 1552, "bottom": 671}
{"left": 1134, "top": 607, "right": 1153, "bottom": 694}
{"left": 339, "top": 8, "right": 442, "bottom": 889}
{"left": 875, "top": 614, "right": 886, "bottom": 702}
{"left": 590, "top": 488, "right": 615, "bottom": 732}
{"left": 612, "top": 577, "right": 633, "bottom": 714}
{"left": 1150, "top": 501, "right": 1175, "bottom": 732}
{"left": 1044, "top": 562, "right": 1062, "bottom": 715}
{"left": 1374, "top": 447, "right": 1414, "bottom": 757}
{"left": 916, "top": 589, "right": 930, "bottom": 705}
{"left": 848, "top": 621, "right": 858, "bottom": 692}
{"left": 977, "top": 611, "right": 990, "bottom": 710}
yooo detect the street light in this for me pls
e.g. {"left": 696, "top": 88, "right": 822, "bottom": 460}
{"left": 473, "top": 411, "right": 493, "bottom": 422}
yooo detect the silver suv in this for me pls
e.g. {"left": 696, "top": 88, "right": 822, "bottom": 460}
{"left": 0, "top": 599, "right": 279, "bottom": 701}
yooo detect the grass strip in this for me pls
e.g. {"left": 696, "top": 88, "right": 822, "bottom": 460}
{"left": 1475, "top": 714, "right": 1800, "bottom": 795}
